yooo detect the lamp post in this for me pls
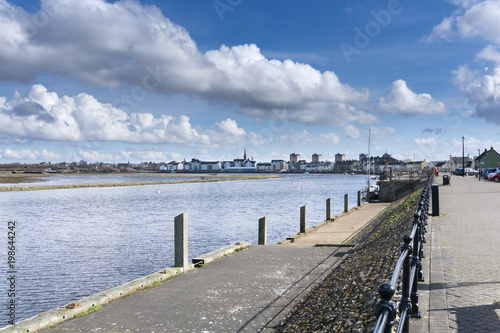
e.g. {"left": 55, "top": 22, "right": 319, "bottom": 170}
{"left": 478, "top": 148, "right": 481, "bottom": 181}
{"left": 462, "top": 136, "right": 465, "bottom": 177}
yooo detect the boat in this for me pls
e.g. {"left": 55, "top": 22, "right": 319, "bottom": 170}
{"left": 362, "top": 129, "right": 379, "bottom": 200}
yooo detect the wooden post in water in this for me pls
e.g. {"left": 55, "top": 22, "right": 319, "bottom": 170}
{"left": 300, "top": 205, "right": 306, "bottom": 233}
{"left": 258, "top": 217, "right": 267, "bottom": 245}
{"left": 326, "top": 198, "right": 331, "bottom": 221}
{"left": 357, "top": 191, "right": 361, "bottom": 207}
{"left": 174, "top": 212, "right": 188, "bottom": 270}
{"left": 344, "top": 194, "right": 349, "bottom": 213}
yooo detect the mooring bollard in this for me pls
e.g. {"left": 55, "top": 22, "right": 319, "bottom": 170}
{"left": 326, "top": 198, "right": 331, "bottom": 221}
{"left": 431, "top": 184, "right": 439, "bottom": 216}
{"left": 300, "top": 205, "right": 306, "bottom": 233}
{"left": 258, "top": 217, "right": 267, "bottom": 245}
{"left": 344, "top": 194, "right": 349, "bottom": 213}
{"left": 357, "top": 190, "right": 361, "bottom": 207}
{"left": 174, "top": 212, "right": 188, "bottom": 270}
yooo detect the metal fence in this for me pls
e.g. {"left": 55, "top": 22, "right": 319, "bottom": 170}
{"left": 373, "top": 175, "right": 432, "bottom": 333}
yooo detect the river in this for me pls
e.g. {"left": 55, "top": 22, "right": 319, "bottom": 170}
{"left": 0, "top": 173, "right": 366, "bottom": 325}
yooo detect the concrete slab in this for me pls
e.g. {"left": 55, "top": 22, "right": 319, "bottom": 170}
{"left": 290, "top": 202, "right": 391, "bottom": 246}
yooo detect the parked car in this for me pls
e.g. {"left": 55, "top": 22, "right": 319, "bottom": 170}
{"left": 483, "top": 168, "right": 499, "bottom": 179}
{"left": 464, "top": 168, "right": 478, "bottom": 176}
{"left": 488, "top": 171, "right": 500, "bottom": 182}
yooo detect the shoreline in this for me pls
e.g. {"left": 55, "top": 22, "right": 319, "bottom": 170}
{"left": 0, "top": 175, "right": 281, "bottom": 192}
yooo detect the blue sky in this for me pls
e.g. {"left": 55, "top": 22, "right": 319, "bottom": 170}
{"left": 1, "top": 0, "right": 500, "bottom": 164}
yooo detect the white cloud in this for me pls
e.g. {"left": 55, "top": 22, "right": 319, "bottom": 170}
{"left": 0, "top": 0, "right": 375, "bottom": 126}
{"left": 343, "top": 124, "right": 360, "bottom": 139}
{"left": 378, "top": 80, "right": 447, "bottom": 115}
{"left": 0, "top": 147, "right": 61, "bottom": 161}
{"left": 370, "top": 126, "right": 396, "bottom": 140}
{"left": 0, "top": 84, "right": 256, "bottom": 146}
{"left": 454, "top": 66, "right": 500, "bottom": 124}
{"left": 318, "top": 133, "right": 341, "bottom": 145}
{"left": 77, "top": 149, "right": 180, "bottom": 162}
{"left": 425, "top": 1, "right": 500, "bottom": 44}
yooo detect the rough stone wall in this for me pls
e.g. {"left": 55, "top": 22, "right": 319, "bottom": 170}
{"left": 379, "top": 179, "right": 427, "bottom": 202}
{"left": 273, "top": 190, "right": 423, "bottom": 333}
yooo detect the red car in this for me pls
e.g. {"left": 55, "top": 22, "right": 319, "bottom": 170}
{"left": 488, "top": 171, "right": 500, "bottom": 182}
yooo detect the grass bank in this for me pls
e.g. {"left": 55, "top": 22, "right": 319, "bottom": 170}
{"left": 0, "top": 174, "right": 280, "bottom": 192}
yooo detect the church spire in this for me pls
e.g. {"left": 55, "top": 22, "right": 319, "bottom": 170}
{"left": 244, "top": 148, "right": 247, "bottom": 160}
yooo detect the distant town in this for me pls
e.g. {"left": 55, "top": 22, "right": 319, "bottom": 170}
{"left": 1, "top": 147, "right": 499, "bottom": 174}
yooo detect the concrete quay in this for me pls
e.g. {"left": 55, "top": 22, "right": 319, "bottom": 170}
{"left": 420, "top": 175, "right": 500, "bottom": 332}
{"left": 4, "top": 201, "right": 390, "bottom": 333}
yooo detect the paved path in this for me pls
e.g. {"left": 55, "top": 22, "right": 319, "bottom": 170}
{"left": 427, "top": 175, "right": 500, "bottom": 332}
{"left": 37, "top": 202, "right": 391, "bottom": 333}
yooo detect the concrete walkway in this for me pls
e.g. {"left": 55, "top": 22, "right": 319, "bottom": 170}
{"left": 33, "top": 201, "right": 391, "bottom": 333}
{"left": 424, "top": 175, "right": 500, "bottom": 332}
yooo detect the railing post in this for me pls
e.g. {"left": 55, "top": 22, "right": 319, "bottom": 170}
{"left": 357, "top": 190, "right": 361, "bottom": 206}
{"left": 174, "top": 212, "right": 188, "bottom": 270}
{"left": 258, "top": 217, "right": 267, "bottom": 245}
{"left": 344, "top": 193, "right": 349, "bottom": 213}
{"left": 399, "top": 234, "right": 413, "bottom": 333}
{"left": 326, "top": 198, "right": 331, "bottom": 221}
{"left": 375, "top": 283, "right": 397, "bottom": 333}
{"left": 300, "top": 205, "right": 306, "bottom": 233}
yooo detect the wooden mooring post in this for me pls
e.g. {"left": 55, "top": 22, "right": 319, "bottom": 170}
{"left": 326, "top": 198, "right": 331, "bottom": 221}
{"left": 357, "top": 190, "right": 361, "bottom": 207}
{"left": 174, "top": 212, "right": 188, "bottom": 270}
{"left": 344, "top": 194, "right": 349, "bottom": 213}
{"left": 258, "top": 217, "right": 267, "bottom": 245}
{"left": 300, "top": 205, "right": 306, "bottom": 233}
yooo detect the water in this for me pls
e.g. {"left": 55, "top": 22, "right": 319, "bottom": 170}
{"left": 0, "top": 173, "right": 239, "bottom": 187}
{"left": 0, "top": 174, "right": 366, "bottom": 325}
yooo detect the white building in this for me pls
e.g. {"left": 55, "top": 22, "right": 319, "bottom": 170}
{"left": 271, "top": 160, "right": 288, "bottom": 172}
{"left": 222, "top": 158, "right": 257, "bottom": 172}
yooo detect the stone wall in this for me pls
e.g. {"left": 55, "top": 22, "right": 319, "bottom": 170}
{"left": 378, "top": 179, "right": 427, "bottom": 202}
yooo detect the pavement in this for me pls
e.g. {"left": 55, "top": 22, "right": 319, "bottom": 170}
{"left": 422, "top": 174, "right": 500, "bottom": 332}
{"left": 19, "top": 201, "right": 390, "bottom": 333}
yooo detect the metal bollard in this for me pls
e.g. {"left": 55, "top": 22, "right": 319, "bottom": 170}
{"left": 431, "top": 184, "right": 439, "bottom": 216}
{"left": 258, "top": 217, "right": 267, "bottom": 245}
{"left": 174, "top": 212, "right": 188, "bottom": 270}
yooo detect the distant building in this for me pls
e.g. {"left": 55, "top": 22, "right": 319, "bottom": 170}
{"left": 335, "top": 153, "right": 345, "bottom": 163}
{"left": 290, "top": 153, "right": 300, "bottom": 164}
{"left": 256, "top": 162, "right": 273, "bottom": 172}
{"left": 335, "top": 160, "right": 358, "bottom": 172}
{"left": 312, "top": 153, "right": 322, "bottom": 163}
{"left": 475, "top": 147, "right": 500, "bottom": 169}
{"left": 448, "top": 155, "right": 472, "bottom": 169}
{"left": 200, "top": 161, "right": 222, "bottom": 171}
{"left": 271, "top": 160, "right": 288, "bottom": 172}
{"left": 359, "top": 153, "right": 368, "bottom": 161}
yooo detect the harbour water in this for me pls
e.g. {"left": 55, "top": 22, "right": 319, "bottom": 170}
{"left": 0, "top": 173, "right": 366, "bottom": 325}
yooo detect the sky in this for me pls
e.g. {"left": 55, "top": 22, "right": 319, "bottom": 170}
{"left": 1, "top": 0, "right": 500, "bottom": 164}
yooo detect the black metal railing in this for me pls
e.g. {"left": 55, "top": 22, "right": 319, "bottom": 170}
{"left": 374, "top": 175, "right": 432, "bottom": 333}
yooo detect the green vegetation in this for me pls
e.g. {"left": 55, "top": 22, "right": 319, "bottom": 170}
{"left": 75, "top": 305, "right": 103, "bottom": 318}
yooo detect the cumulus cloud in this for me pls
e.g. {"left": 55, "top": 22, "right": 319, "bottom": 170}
{"left": 378, "top": 80, "right": 447, "bottom": 115}
{"left": 0, "top": 0, "right": 374, "bottom": 126}
{"left": 425, "top": 0, "right": 500, "bottom": 44}
{"left": 343, "top": 124, "right": 360, "bottom": 139}
{"left": 453, "top": 65, "right": 500, "bottom": 125}
{"left": 370, "top": 126, "right": 396, "bottom": 140}
{"left": 0, "top": 84, "right": 254, "bottom": 146}
{"left": 0, "top": 147, "right": 61, "bottom": 161}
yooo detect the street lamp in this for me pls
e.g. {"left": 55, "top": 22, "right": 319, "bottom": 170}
{"left": 462, "top": 136, "right": 465, "bottom": 177}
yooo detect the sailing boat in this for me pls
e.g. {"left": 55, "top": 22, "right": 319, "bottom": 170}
{"left": 362, "top": 129, "right": 379, "bottom": 200}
